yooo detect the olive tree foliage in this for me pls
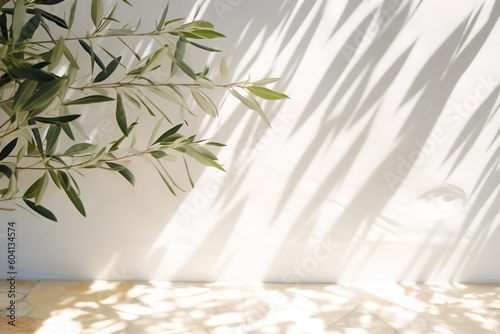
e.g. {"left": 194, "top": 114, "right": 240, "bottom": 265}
{"left": 0, "top": 0, "right": 288, "bottom": 221}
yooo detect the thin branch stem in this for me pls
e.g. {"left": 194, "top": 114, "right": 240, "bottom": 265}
{"left": 32, "top": 29, "right": 174, "bottom": 45}
{"left": 69, "top": 81, "right": 236, "bottom": 92}
{"left": 15, "top": 154, "right": 135, "bottom": 171}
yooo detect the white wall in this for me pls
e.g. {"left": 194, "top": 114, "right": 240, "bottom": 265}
{"left": 2, "top": 0, "right": 500, "bottom": 282}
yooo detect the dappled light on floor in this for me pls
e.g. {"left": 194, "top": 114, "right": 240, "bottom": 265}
{"left": 0, "top": 280, "right": 499, "bottom": 333}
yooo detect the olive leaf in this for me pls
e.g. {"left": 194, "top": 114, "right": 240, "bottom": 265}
{"left": 245, "top": 86, "right": 290, "bottom": 100}
{"left": 23, "top": 199, "right": 58, "bottom": 222}
{"left": 105, "top": 162, "right": 135, "bottom": 185}
{"left": 0, "top": 138, "right": 17, "bottom": 161}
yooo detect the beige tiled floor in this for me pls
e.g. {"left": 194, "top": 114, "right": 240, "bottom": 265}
{"left": 0, "top": 280, "right": 499, "bottom": 333}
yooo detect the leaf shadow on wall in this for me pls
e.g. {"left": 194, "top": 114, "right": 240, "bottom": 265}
{"left": 172, "top": 0, "right": 500, "bottom": 282}
{"left": 145, "top": 0, "right": 331, "bottom": 280}
{"left": 137, "top": 0, "right": 500, "bottom": 282}
{"left": 259, "top": 0, "right": 500, "bottom": 282}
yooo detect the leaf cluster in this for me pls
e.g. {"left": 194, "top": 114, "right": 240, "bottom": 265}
{"left": 0, "top": 0, "right": 288, "bottom": 220}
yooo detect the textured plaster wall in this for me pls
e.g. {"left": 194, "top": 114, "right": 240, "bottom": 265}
{"left": 2, "top": 0, "right": 500, "bottom": 282}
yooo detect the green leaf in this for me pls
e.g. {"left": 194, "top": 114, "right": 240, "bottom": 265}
{"left": 220, "top": 57, "right": 228, "bottom": 81}
{"left": 64, "top": 44, "right": 80, "bottom": 69}
{"left": 181, "top": 20, "right": 214, "bottom": 30}
{"left": 248, "top": 93, "right": 272, "bottom": 127}
{"left": 194, "top": 146, "right": 217, "bottom": 160}
{"left": 150, "top": 150, "right": 168, "bottom": 159}
{"left": 63, "top": 95, "right": 114, "bottom": 105}
{"left": 33, "top": 114, "right": 80, "bottom": 124}
{"left": 197, "top": 66, "right": 210, "bottom": 79}
{"left": 0, "top": 138, "right": 17, "bottom": 161}
{"left": 91, "top": 0, "right": 104, "bottom": 27}
{"left": 148, "top": 86, "right": 187, "bottom": 110}
{"left": 164, "top": 17, "right": 184, "bottom": 28}
{"left": 117, "top": 36, "right": 140, "bottom": 60}
{"left": 156, "top": 2, "right": 169, "bottom": 30}
{"left": 109, "top": 135, "right": 125, "bottom": 152}
{"left": 4, "top": 171, "right": 17, "bottom": 198}
{"left": 229, "top": 87, "right": 270, "bottom": 127}
{"left": 45, "top": 124, "right": 61, "bottom": 155}
{"left": 188, "top": 40, "right": 221, "bottom": 52}
{"left": 34, "top": 172, "right": 49, "bottom": 205}
{"left": 205, "top": 142, "right": 226, "bottom": 147}
{"left": 18, "top": 11, "right": 41, "bottom": 43}
{"left": 0, "top": 73, "right": 11, "bottom": 88}
{"left": 174, "top": 34, "right": 187, "bottom": 61}
{"left": 154, "top": 123, "right": 182, "bottom": 145}
{"left": 33, "top": 0, "right": 65, "bottom": 4}
{"left": 0, "top": 12, "right": 8, "bottom": 41}
{"left": 230, "top": 89, "right": 250, "bottom": 107}
{"left": 155, "top": 160, "right": 185, "bottom": 192}
{"left": 28, "top": 119, "right": 45, "bottom": 157}
{"left": 9, "top": 67, "right": 56, "bottom": 82}
{"left": 30, "top": 61, "right": 52, "bottom": 69}
{"left": 182, "top": 156, "right": 194, "bottom": 188}
{"left": 49, "top": 155, "right": 66, "bottom": 166}
{"left": 121, "top": 17, "right": 138, "bottom": 30}
{"left": 23, "top": 199, "right": 57, "bottom": 222}
{"left": 191, "top": 89, "right": 218, "bottom": 117}
{"left": 56, "top": 171, "right": 85, "bottom": 216}
{"left": 16, "top": 144, "right": 26, "bottom": 164}
{"left": 116, "top": 93, "right": 128, "bottom": 136}
{"left": 79, "top": 40, "right": 106, "bottom": 71}
{"left": 27, "top": 139, "right": 36, "bottom": 155}
{"left": 245, "top": 86, "right": 289, "bottom": 100}
{"left": 58, "top": 170, "right": 71, "bottom": 189}
{"left": 64, "top": 184, "right": 86, "bottom": 216}
{"left": 173, "top": 57, "right": 197, "bottom": 80}
{"left": 48, "top": 168, "right": 61, "bottom": 189}
{"left": 34, "top": 8, "right": 68, "bottom": 29}
{"left": 105, "top": 162, "right": 135, "bottom": 185}
{"left": 60, "top": 122, "right": 75, "bottom": 140}
{"left": 93, "top": 56, "right": 122, "bottom": 83}
{"left": 159, "top": 134, "right": 183, "bottom": 146}
{"left": 12, "top": 0, "right": 26, "bottom": 43}
{"left": 68, "top": 0, "right": 77, "bottom": 29}
{"left": 13, "top": 79, "right": 37, "bottom": 112}
{"left": 0, "top": 164, "right": 12, "bottom": 178}
{"left": 148, "top": 117, "right": 164, "bottom": 146}
{"left": 251, "top": 78, "right": 281, "bottom": 86}
{"left": 151, "top": 161, "right": 176, "bottom": 195}
{"left": 183, "top": 29, "right": 225, "bottom": 39}
{"left": 130, "top": 93, "right": 152, "bottom": 117}
{"left": 23, "top": 78, "right": 67, "bottom": 111}
{"left": 48, "top": 36, "right": 65, "bottom": 71}
{"left": 184, "top": 146, "right": 224, "bottom": 171}
{"left": 23, "top": 176, "right": 40, "bottom": 198}
{"left": 123, "top": 91, "right": 140, "bottom": 108}
{"left": 140, "top": 90, "right": 174, "bottom": 123}
{"left": 64, "top": 143, "right": 94, "bottom": 155}
{"left": 144, "top": 47, "right": 167, "bottom": 72}
{"left": 95, "top": 3, "right": 117, "bottom": 33}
